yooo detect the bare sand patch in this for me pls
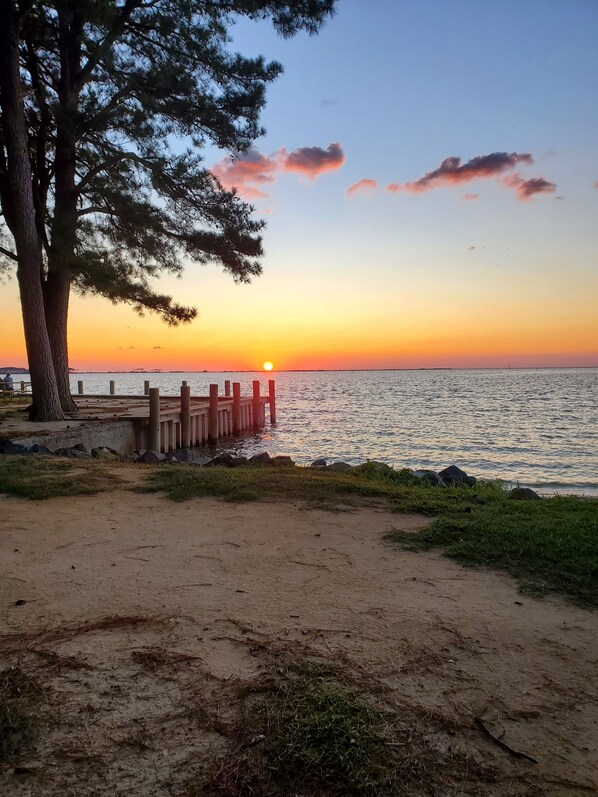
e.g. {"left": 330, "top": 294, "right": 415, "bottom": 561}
{"left": 1, "top": 489, "right": 596, "bottom": 795}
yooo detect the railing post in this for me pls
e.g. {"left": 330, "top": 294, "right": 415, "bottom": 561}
{"left": 149, "top": 388, "right": 161, "bottom": 451}
{"left": 20, "top": 381, "right": 26, "bottom": 394}
{"left": 209, "top": 383, "right": 219, "bottom": 442}
{"left": 224, "top": 380, "right": 231, "bottom": 396}
{"left": 144, "top": 380, "right": 150, "bottom": 395}
{"left": 252, "top": 380, "right": 261, "bottom": 429}
{"left": 181, "top": 383, "right": 191, "bottom": 448}
{"left": 77, "top": 380, "right": 84, "bottom": 395}
{"left": 268, "top": 379, "right": 276, "bottom": 424}
{"left": 109, "top": 380, "right": 115, "bottom": 395}
{"left": 232, "top": 382, "right": 241, "bottom": 435}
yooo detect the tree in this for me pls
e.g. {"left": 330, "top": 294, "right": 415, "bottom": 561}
{"left": 0, "top": 0, "right": 336, "bottom": 418}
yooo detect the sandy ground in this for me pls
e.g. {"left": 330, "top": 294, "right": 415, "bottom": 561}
{"left": 1, "top": 485, "right": 597, "bottom": 795}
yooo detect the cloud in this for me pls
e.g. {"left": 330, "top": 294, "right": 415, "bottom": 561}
{"left": 282, "top": 143, "right": 345, "bottom": 179}
{"left": 393, "top": 152, "right": 533, "bottom": 194}
{"left": 594, "top": 180, "right": 598, "bottom": 188}
{"left": 501, "top": 174, "right": 557, "bottom": 200}
{"left": 152, "top": 346, "right": 164, "bottom": 350}
{"left": 211, "top": 147, "right": 278, "bottom": 199}
{"left": 462, "top": 193, "right": 479, "bottom": 201}
{"left": 468, "top": 245, "right": 476, "bottom": 251}
{"left": 211, "top": 142, "right": 345, "bottom": 198}
{"left": 386, "top": 183, "right": 400, "bottom": 193}
{"left": 346, "top": 178, "right": 377, "bottom": 197}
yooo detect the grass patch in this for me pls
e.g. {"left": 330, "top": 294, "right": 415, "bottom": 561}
{"left": 0, "top": 456, "right": 122, "bottom": 499}
{"left": 386, "top": 495, "right": 598, "bottom": 607}
{"left": 0, "top": 666, "right": 44, "bottom": 762}
{"left": 139, "top": 463, "right": 401, "bottom": 506}
{"left": 250, "top": 662, "right": 398, "bottom": 795}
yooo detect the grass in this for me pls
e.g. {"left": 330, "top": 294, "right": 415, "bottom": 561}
{"left": 249, "top": 662, "right": 398, "bottom": 795}
{"left": 0, "top": 455, "right": 122, "bottom": 499}
{"left": 0, "top": 667, "right": 44, "bottom": 762}
{"left": 386, "top": 494, "right": 598, "bottom": 606}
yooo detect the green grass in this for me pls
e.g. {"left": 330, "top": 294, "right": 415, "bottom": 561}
{"left": 0, "top": 456, "right": 122, "bottom": 499}
{"left": 386, "top": 494, "right": 598, "bottom": 607}
{"left": 249, "top": 662, "right": 399, "bottom": 795}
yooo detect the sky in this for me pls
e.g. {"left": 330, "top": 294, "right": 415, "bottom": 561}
{"left": 2, "top": 0, "right": 598, "bottom": 371}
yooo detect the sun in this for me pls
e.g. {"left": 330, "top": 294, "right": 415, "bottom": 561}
{"left": 262, "top": 361, "right": 274, "bottom": 371}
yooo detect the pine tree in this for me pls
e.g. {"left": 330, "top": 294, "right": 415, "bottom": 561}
{"left": 0, "top": 0, "right": 336, "bottom": 417}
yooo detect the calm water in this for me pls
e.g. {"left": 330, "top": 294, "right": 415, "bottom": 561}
{"left": 19, "top": 368, "right": 598, "bottom": 495}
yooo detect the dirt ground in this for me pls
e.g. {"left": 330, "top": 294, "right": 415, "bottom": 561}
{"left": 1, "top": 484, "right": 596, "bottom": 795}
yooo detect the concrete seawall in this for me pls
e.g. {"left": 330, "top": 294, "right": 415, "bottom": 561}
{"left": 17, "top": 420, "right": 137, "bottom": 454}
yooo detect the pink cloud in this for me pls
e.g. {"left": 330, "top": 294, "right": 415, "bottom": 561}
{"left": 211, "top": 147, "right": 278, "bottom": 198}
{"left": 346, "top": 178, "right": 377, "bottom": 197}
{"left": 211, "top": 142, "right": 345, "bottom": 198}
{"left": 502, "top": 173, "right": 557, "bottom": 200}
{"left": 394, "top": 152, "right": 533, "bottom": 194}
{"left": 462, "top": 193, "right": 479, "bottom": 201}
{"left": 281, "top": 143, "right": 345, "bottom": 178}
{"left": 386, "top": 183, "right": 400, "bottom": 193}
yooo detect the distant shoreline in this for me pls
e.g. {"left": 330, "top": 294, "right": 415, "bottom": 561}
{"left": 3, "top": 366, "right": 597, "bottom": 374}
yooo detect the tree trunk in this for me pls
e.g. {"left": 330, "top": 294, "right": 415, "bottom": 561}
{"left": 44, "top": 269, "right": 77, "bottom": 412}
{"left": 44, "top": 3, "right": 83, "bottom": 414}
{"left": 0, "top": 0, "right": 65, "bottom": 421}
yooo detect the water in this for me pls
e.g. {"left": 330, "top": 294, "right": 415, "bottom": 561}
{"left": 18, "top": 368, "right": 598, "bottom": 496}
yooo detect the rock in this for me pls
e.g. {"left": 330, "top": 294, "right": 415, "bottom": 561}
{"left": 310, "top": 458, "right": 328, "bottom": 468}
{"left": 72, "top": 443, "right": 89, "bottom": 453}
{"left": 439, "top": 465, "right": 476, "bottom": 486}
{"left": 206, "top": 452, "right": 235, "bottom": 467}
{"left": 91, "top": 446, "right": 120, "bottom": 460}
{"left": 0, "top": 440, "right": 30, "bottom": 455}
{"left": 271, "top": 455, "right": 295, "bottom": 467}
{"left": 328, "top": 461, "right": 352, "bottom": 471}
{"left": 248, "top": 452, "right": 272, "bottom": 465}
{"left": 172, "top": 448, "right": 194, "bottom": 463}
{"left": 54, "top": 447, "right": 93, "bottom": 459}
{"left": 29, "top": 444, "right": 53, "bottom": 455}
{"left": 231, "top": 456, "right": 248, "bottom": 467}
{"left": 509, "top": 487, "right": 540, "bottom": 501}
{"left": 413, "top": 469, "right": 445, "bottom": 487}
{"left": 137, "top": 449, "right": 167, "bottom": 464}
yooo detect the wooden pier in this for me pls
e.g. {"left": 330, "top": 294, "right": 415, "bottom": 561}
{"left": 61, "top": 379, "right": 276, "bottom": 453}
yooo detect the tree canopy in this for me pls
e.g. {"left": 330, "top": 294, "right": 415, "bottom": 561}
{"left": 0, "top": 0, "right": 336, "bottom": 418}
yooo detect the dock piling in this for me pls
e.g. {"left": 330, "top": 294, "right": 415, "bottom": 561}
{"left": 224, "top": 380, "right": 231, "bottom": 396}
{"left": 78, "top": 380, "right": 84, "bottom": 395}
{"left": 109, "top": 380, "right": 115, "bottom": 395}
{"left": 232, "top": 382, "right": 241, "bottom": 435}
{"left": 269, "top": 379, "right": 276, "bottom": 424}
{"left": 208, "top": 384, "right": 219, "bottom": 442}
{"left": 149, "top": 388, "right": 161, "bottom": 451}
{"left": 144, "top": 380, "right": 150, "bottom": 395}
{"left": 252, "top": 380, "right": 261, "bottom": 429}
{"left": 181, "top": 384, "right": 191, "bottom": 447}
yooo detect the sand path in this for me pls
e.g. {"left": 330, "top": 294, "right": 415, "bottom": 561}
{"left": 1, "top": 488, "right": 596, "bottom": 795}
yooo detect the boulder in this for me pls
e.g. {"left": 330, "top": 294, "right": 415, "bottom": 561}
{"left": 439, "top": 465, "right": 476, "bottom": 486}
{"left": 137, "top": 449, "right": 167, "bottom": 464}
{"left": 509, "top": 487, "right": 540, "bottom": 501}
{"left": 54, "top": 447, "right": 93, "bottom": 459}
{"left": 29, "top": 444, "right": 53, "bottom": 455}
{"left": 248, "top": 452, "right": 272, "bottom": 465}
{"left": 206, "top": 452, "right": 235, "bottom": 467}
{"left": 91, "top": 447, "right": 120, "bottom": 460}
{"left": 72, "top": 443, "right": 89, "bottom": 453}
{"left": 310, "top": 458, "right": 328, "bottom": 468}
{"left": 271, "top": 455, "right": 295, "bottom": 467}
{"left": 328, "top": 461, "right": 352, "bottom": 471}
{"left": 413, "top": 469, "right": 445, "bottom": 487}
{"left": 0, "top": 439, "right": 31, "bottom": 455}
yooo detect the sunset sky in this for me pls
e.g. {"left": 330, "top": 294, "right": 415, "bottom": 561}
{"left": 2, "top": 0, "right": 597, "bottom": 371}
